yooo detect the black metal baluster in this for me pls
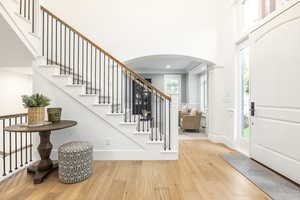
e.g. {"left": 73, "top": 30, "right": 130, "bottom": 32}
{"left": 148, "top": 88, "right": 153, "bottom": 134}
{"left": 64, "top": 26, "right": 66, "bottom": 74}
{"left": 24, "top": 0, "right": 26, "bottom": 18}
{"left": 20, "top": 116, "right": 23, "bottom": 167}
{"left": 28, "top": 0, "right": 30, "bottom": 20}
{"left": 125, "top": 72, "right": 128, "bottom": 122}
{"left": 25, "top": 115, "right": 28, "bottom": 164}
{"left": 138, "top": 88, "right": 141, "bottom": 132}
{"left": 77, "top": 35, "right": 80, "bottom": 84}
{"left": 147, "top": 89, "right": 151, "bottom": 133}
{"left": 99, "top": 51, "right": 102, "bottom": 103}
{"left": 133, "top": 78, "right": 136, "bottom": 123}
{"left": 121, "top": 68, "right": 123, "bottom": 113}
{"left": 14, "top": 117, "right": 18, "bottom": 170}
{"left": 164, "top": 99, "right": 167, "bottom": 150}
{"left": 51, "top": 16, "right": 53, "bottom": 64}
{"left": 150, "top": 95, "right": 153, "bottom": 140}
{"left": 81, "top": 39, "right": 84, "bottom": 84}
{"left": 30, "top": 132, "right": 32, "bottom": 162}
{"left": 108, "top": 59, "right": 110, "bottom": 104}
{"left": 137, "top": 93, "right": 141, "bottom": 132}
{"left": 152, "top": 118, "right": 155, "bottom": 141}
{"left": 117, "top": 63, "right": 119, "bottom": 113}
{"left": 46, "top": 13, "right": 49, "bottom": 64}
{"left": 59, "top": 23, "right": 62, "bottom": 74}
{"left": 25, "top": 131, "right": 28, "bottom": 164}
{"left": 156, "top": 94, "right": 158, "bottom": 141}
{"left": 145, "top": 85, "right": 148, "bottom": 131}
{"left": 32, "top": 0, "right": 34, "bottom": 33}
{"left": 169, "top": 100, "right": 171, "bottom": 150}
{"left": 160, "top": 97, "right": 162, "bottom": 141}
{"left": 60, "top": 23, "right": 62, "bottom": 73}
{"left": 112, "top": 60, "right": 114, "bottom": 113}
{"left": 103, "top": 55, "right": 106, "bottom": 104}
{"left": 42, "top": 10, "right": 44, "bottom": 56}
{"left": 20, "top": 0, "right": 22, "bottom": 15}
{"left": 73, "top": 31, "right": 75, "bottom": 84}
{"left": 55, "top": 19, "right": 57, "bottom": 64}
{"left": 129, "top": 73, "right": 132, "bottom": 122}
{"left": 142, "top": 83, "right": 145, "bottom": 132}
{"left": 69, "top": 29, "right": 71, "bottom": 75}
{"left": 2, "top": 119, "right": 6, "bottom": 176}
{"left": 9, "top": 118, "right": 12, "bottom": 173}
{"left": 146, "top": 114, "right": 150, "bottom": 133}
{"left": 94, "top": 49, "right": 97, "bottom": 94}
{"left": 90, "top": 45, "right": 93, "bottom": 94}
{"left": 86, "top": 42, "right": 88, "bottom": 93}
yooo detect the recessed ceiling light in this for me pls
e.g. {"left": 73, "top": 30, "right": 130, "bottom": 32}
{"left": 166, "top": 65, "right": 171, "bottom": 69}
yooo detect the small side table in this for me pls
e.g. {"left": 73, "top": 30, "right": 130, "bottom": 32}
{"left": 4, "top": 120, "right": 77, "bottom": 184}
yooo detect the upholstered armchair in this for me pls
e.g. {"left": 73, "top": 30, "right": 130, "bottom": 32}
{"left": 180, "top": 110, "right": 202, "bottom": 131}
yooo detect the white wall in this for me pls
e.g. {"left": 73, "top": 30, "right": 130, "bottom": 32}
{"left": 0, "top": 69, "right": 32, "bottom": 115}
{"left": 43, "top": 0, "right": 218, "bottom": 62}
{"left": 208, "top": 1, "right": 236, "bottom": 147}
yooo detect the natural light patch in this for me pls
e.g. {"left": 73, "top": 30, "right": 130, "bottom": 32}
{"left": 240, "top": 47, "right": 250, "bottom": 138}
{"left": 165, "top": 79, "right": 179, "bottom": 94}
{"left": 243, "top": 0, "right": 260, "bottom": 29}
{"left": 240, "top": 0, "right": 290, "bottom": 31}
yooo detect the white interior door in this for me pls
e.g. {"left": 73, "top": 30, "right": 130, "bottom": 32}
{"left": 250, "top": 3, "right": 300, "bottom": 184}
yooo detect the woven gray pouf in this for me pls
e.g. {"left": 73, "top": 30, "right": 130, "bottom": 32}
{"left": 58, "top": 141, "right": 93, "bottom": 184}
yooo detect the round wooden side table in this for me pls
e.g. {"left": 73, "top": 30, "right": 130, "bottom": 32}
{"left": 4, "top": 120, "right": 77, "bottom": 184}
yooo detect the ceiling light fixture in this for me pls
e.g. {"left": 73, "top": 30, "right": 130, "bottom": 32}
{"left": 166, "top": 65, "right": 171, "bottom": 69}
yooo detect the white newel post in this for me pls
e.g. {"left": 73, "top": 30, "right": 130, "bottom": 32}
{"left": 170, "top": 103, "right": 179, "bottom": 152}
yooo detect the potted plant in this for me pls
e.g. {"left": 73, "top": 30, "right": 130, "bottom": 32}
{"left": 47, "top": 107, "right": 62, "bottom": 123}
{"left": 22, "top": 93, "right": 50, "bottom": 125}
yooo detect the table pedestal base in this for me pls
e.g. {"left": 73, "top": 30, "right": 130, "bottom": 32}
{"left": 27, "top": 161, "right": 58, "bottom": 184}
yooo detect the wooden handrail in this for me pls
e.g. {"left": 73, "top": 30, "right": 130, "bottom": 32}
{"left": 0, "top": 113, "right": 27, "bottom": 120}
{"left": 40, "top": 6, "right": 171, "bottom": 101}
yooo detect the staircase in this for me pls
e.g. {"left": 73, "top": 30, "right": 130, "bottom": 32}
{"left": 0, "top": 0, "right": 178, "bottom": 169}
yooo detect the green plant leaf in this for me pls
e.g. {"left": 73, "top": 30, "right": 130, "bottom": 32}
{"left": 21, "top": 93, "right": 50, "bottom": 108}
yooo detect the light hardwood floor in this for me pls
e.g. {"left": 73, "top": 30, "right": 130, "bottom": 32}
{"left": 0, "top": 140, "right": 271, "bottom": 200}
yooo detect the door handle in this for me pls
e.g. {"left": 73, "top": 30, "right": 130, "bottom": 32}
{"left": 250, "top": 102, "right": 255, "bottom": 116}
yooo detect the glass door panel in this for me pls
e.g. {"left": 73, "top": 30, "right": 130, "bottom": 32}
{"left": 240, "top": 48, "right": 250, "bottom": 138}
{"left": 164, "top": 75, "right": 181, "bottom": 105}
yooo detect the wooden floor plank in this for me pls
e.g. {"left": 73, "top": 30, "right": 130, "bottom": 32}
{"left": 0, "top": 140, "right": 271, "bottom": 200}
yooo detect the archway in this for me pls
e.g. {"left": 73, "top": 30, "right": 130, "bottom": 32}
{"left": 125, "top": 54, "right": 215, "bottom": 140}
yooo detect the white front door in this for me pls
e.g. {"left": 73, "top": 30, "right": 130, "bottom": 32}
{"left": 250, "top": 3, "right": 300, "bottom": 184}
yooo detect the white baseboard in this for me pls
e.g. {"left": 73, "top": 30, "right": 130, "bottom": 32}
{"left": 51, "top": 149, "right": 178, "bottom": 160}
{"left": 208, "top": 133, "right": 234, "bottom": 149}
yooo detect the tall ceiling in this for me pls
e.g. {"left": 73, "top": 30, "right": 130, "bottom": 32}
{"left": 125, "top": 55, "right": 214, "bottom": 73}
